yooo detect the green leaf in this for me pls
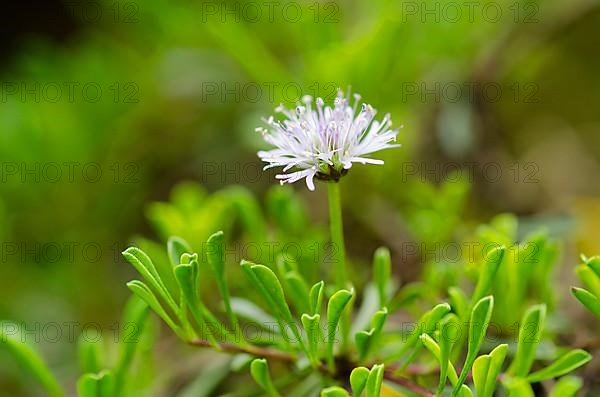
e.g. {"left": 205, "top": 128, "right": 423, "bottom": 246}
{"left": 576, "top": 265, "right": 600, "bottom": 297}
{"left": 0, "top": 323, "right": 65, "bottom": 397}
{"left": 320, "top": 386, "right": 350, "bottom": 397}
{"left": 301, "top": 314, "right": 322, "bottom": 367}
{"left": 585, "top": 256, "right": 600, "bottom": 278}
{"left": 483, "top": 344, "right": 508, "bottom": 397}
{"left": 355, "top": 308, "right": 388, "bottom": 361}
{"left": 326, "top": 289, "right": 354, "bottom": 371}
{"left": 136, "top": 238, "right": 181, "bottom": 305}
{"left": 549, "top": 375, "right": 583, "bottom": 397}
{"left": 388, "top": 302, "right": 451, "bottom": 363}
{"left": 355, "top": 330, "right": 374, "bottom": 363}
{"left": 509, "top": 304, "right": 546, "bottom": 376}
{"left": 113, "top": 296, "right": 150, "bottom": 397}
{"left": 77, "top": 371, "right": 114, "bottom": 397}
{"left": 458, "top": 385, "right": 474, "bottom": 397}
{"left": 173, "top": 263, "right": 208, "bottom": 340}
{"left": 471, "top": 246, "right": 505, "bottom": 304}
{"left": 351, "top": 283, "right": 379, "bottom": 335}
{"left": 365, "top": 364, "right": 385, "bottom": 397}
{"left": 448, "top": 287, "right": 469, "bottom": 319}
{"left": 241, "top": 261, "right": 304, "bottom": 350}
{"left": 473, "top": 344, "right": 508, "bottom": 397}
{"left": 122, "top": 247, "right": 180, "bottom": 321}
{"left": 122, "top": 247, "right": 172, "bottom": 302}
{"left": 78, "top": 334, "right": 103, "bottom": 374}
{"left": 453, "top": 296, "right": 494, "bottom": 396}
{"left": 207, "top": 231, "right": 241, "bottom": 338}
{"left": 437, "top": 314, "right": 460, "bottom": 394}
{"left": 250, "top": 359, "right": 280, "bottom": 397}
{"left": 526, "top": 349, "right": 592, "bottom": 383}
{"left": 373, "top": 247, "right": 391, "bottom": 307}
{"left": 284, "top": 271, "right": 311, "bottom": 315}
{"left": 309, "top": 281, "right": 325, "bottom": 315}
{"left": 420, "top": 334, "right": 460, "bottom": 386}
{"left": 167, "top": 236, "right": 192, "bottom": 267}
{"left": 504, "top": 377, "right": 534, "bottom": 397}
{"left": 571, "top": 287, "right": 600, "bottom": 317}
{"left": 350, "top": 366, "right": 370, "bottom": 396}
{"left": 126, "top": 280, "right": 181, "bottom": 336}
{"left": 473, "top": 355, "right": 491, "bottom": 397}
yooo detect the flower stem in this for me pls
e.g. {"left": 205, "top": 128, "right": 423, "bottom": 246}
{"left": 327, "top": 181, "right": 351, "bottom": 352}
{"left": 327, "top": 181, "right": 347, "bottom": 288}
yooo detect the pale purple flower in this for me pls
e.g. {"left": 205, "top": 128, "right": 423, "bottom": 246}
{"left": 257, "top": 89, "right": 402, "bottom": 191}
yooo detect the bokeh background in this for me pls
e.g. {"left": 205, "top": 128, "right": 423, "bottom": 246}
{"left": 1, "top": 0, "right": 600, "bottom": 395}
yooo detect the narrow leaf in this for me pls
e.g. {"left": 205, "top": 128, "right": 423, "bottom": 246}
{"left": 123, "top": 247, "right": 180, "bottom": 318}
{"left": 503, "top": 377, "right": 534, "bottom": 397}
{"left": 167, "top": 236, "right": 191, "bottom": 267}
{"left": 326, "top": 289, "right": 353, "bottom": 371}
{"left": 321, "top": 386, "right": 350, "bottom": 397}
{"left": 365, "top": 364, "right": 385, "bottom": 397}
{"left": 549, "top": 375, "right": 582, "bottom": 397}
{"left": 388, "top": 303, "right": 451, "bottom": 362}
{"left": 126, "top": 280, "right": 181, "bottom": 336}
{"left": 526, "top": 349, "right": 592, "bottom": 383}
{"left": 0, "top": 323, "right": 65, "bottom": 397}
{"left": 483, "top": 344, "right": 508, "bottom": 397}
{"left": 78, "top": 334, "right": 103, "bottom": 374}
{"left": 576, "top": 265, "right": 600, "bottom": 297}
{"left": 284, "top": 271, "right": 311, "bottom": 314}
{"left": 113, "top": 296, "right": 150, "bottom": 396}
{"left": 509, "top": 304, "right": 546, "bottom": 376}
{"left": 571, "top": 287, "right": 600, "bottom": 317}
{"left": 585, "top": 256, "right": 600, "bottom": 278}
{"left": 250, "top": 359, "right": 280, "bottom": 397}
{"left": 438, "top": 314, "right": 460, "bottom": 394}
{"left": 301, "top": 314, "right": 322, "bottom": 367}
{"left": 473, "top": 355, "right": 491, "bottom": 397}
{"left": 309, "top": 281, "right": 325, "bottom": 315}
{"left": 350, "top": 366, "right": 370, "bottom": 396}
{"left": 77, "top": 371, "right": 114, "bottom": 397}
{"left": 448, "top": 287, "right": 469, "bottom": 319}
{"left": 420, "top": 334, "right": 460, "bottom": 386}
{"left": 373, "top": 247, "right": 391, "bottom": 307}
{"left": 355, "top": 308, "right": 388, "bottom": 361}
{"left": 453, "top": 296, "right": 494, "bottom": 396}
{"left": 471, "top": 246, "right": 505, "bottom": 304}
{"left": 207, "top": 231, "right": 241, "bottom": 338}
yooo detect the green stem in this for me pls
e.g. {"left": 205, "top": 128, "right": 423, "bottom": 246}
{"left": 328, "top": 182, "right": 347, "bottom": 288}
{"left": 327, "top": 181, "right": 351, "bottom": 353}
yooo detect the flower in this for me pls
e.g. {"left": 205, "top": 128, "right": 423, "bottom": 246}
{"left": 257, "top": 89, "right": 402, "bottom": 191}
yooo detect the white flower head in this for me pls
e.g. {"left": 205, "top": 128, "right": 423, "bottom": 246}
{"left": 257, "top": 89, "right": 402, "bottom": 191}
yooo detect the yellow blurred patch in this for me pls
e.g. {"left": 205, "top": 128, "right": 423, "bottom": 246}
{"left": 574, "top": 197, "right": 600, "bottom": 255}
{"left": 381, "top": 383, "right": 410, "bottom": 397}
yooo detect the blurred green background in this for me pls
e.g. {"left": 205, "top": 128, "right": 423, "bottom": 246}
{"left": 1, "top": 0, "right": 600, "bottom": 395}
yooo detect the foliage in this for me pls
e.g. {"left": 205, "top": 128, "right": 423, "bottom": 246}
{"left": 0, "top": 182, "right": 596, "bottom": 395}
